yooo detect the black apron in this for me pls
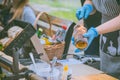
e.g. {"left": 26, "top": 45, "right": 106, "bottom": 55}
{"left": 93, "top": 0, "right": 120, "bottom": 76}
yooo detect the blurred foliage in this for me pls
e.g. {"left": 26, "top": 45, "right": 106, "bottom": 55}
{"left": 49, "top": 9, "right": 78, "bottom": 22}
{"left": 30, "top": 0, "right": 81, "bottom": 22}
{"left": 30, "top": 0, "right": 81, "bottom": 9}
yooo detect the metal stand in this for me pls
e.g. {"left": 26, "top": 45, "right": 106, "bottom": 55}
{"left": 2, "top": 48, "right": 26, "bottom": 80}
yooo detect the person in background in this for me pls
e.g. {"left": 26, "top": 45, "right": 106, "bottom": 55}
{"left": 9, "top": 0, "right": 37, "bottom": 57}
{"left": 0, "top": 0, "right": 36, "bottom": 56}
{"left": 0, "top": 0, "right": 36, "bottom": 78}
{"left": 76, "top": 0, "right": 120, "bottom": 79}
{"left": 0, "top": 0, "right": 36, "bottom": 25}
{"left": 12, "top": 0, "right": 36, "bottom": 25}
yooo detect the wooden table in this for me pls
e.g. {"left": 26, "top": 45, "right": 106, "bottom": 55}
{"left": 71, "top": 74, "right": 118, "bottom": 80}
{"left": 69, "top": 64, "right": 118, "bottom": 80}
{"left": 69, "top": 64, "right": 103, "bottom": 76}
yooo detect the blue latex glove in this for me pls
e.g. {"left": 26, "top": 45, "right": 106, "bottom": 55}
{"left": 83, "top": 27, "right": 99, "bottom": 49}
{"left": 76, "top": 4, "right": 93, "bottom": 20}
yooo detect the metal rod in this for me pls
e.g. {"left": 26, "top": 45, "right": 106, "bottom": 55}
{"left": 12, "top": 47, "right": 19, "bottom": 79}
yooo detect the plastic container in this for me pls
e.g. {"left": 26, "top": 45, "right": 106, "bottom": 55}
{"left": 29, "top": 62, "right": 60, "bottom": 80}
{"left": 48, "top": 68, "right": 60, "bottom": 80}
{"left": 73, "top": 25, "right": 88, "bottom": 50}
{"left": 55, "top": 25, "right": 67, "bottom": 43}
{"left": 29, "top": 62, "right": 51, "bottom": 77}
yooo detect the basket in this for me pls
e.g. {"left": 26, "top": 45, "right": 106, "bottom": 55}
{"left": 0, "top": 20, "right": 36, "bottom": 56}
{"left": 34, "top": 12, "right": 65, "bottom": 60}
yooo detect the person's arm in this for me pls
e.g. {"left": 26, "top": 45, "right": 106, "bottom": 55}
{"left": 96, "top": 14, "right": 120, "bottom": 34}
{"left": 22, "top": 6, "right": 36, "bottom": 25}
{"left": 83, "top": 14, "right": 120, "bottom": 50}
{"left": 84, "top": 0, "right": 93, "bottom": 4}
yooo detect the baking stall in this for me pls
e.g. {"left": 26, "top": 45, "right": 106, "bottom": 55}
{"left": 0, "top": 12, "right": 118, "bottom": 80}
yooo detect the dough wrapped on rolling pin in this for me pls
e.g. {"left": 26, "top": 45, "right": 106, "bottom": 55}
{"left": 0, "top": 26, "right": 23, "bottom": 51}
{"left": 8, "top": 26, "right": 23, "bottom": 39}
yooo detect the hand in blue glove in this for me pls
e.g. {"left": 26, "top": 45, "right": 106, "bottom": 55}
{"left": 83, "top": 27, "right": 99, "bottom": 49}
{"left": 76, "top": 4, "right": 93, "bottom": 20}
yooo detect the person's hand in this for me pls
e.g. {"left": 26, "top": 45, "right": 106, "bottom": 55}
{"left": 76, "top": 4, "right": 93, "bottom": 20}
{"left": 83, "top": 27, "right": 99, "bottom": 49}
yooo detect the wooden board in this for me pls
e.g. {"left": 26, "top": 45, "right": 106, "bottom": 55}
{"left": 71, "top": 74, "right": 118, "bottom": 80}
{"left": 69, "top": 64, "right": 103, "bottom": 76}
{"left": 30, "top": 34, "right": 50, "bottom": 63}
